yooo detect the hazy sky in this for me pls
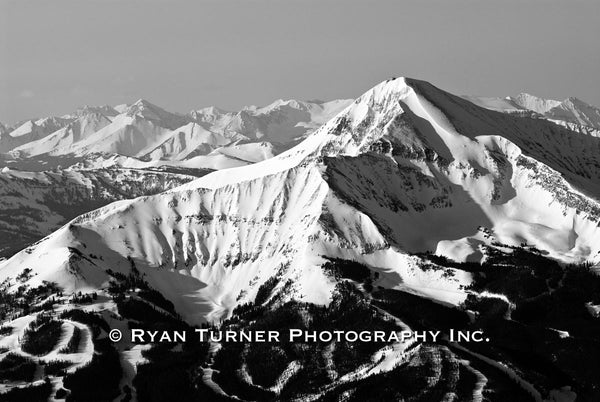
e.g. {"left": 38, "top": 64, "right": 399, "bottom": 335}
{"left": 1, "top": 0, "right": 599, "bottom": 124}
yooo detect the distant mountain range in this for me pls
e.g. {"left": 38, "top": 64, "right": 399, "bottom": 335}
{"left": 1, "top": 98, "right": 352, "bottom": 171}
{"left": 464, "top": 92, "right": 600, "bottom": 134}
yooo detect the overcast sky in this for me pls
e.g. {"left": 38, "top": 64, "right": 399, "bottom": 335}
{"left": 1, "top": 0, "right": 599, "bottom": 124}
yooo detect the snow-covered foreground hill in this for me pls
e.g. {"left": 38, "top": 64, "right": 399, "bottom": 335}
{"left": 2, "top": 77, "right": 599, "bottom": 324}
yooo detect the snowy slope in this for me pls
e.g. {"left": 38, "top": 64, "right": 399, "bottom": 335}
{"left": 2, "top": 77, "right": 599, "bottom": 327}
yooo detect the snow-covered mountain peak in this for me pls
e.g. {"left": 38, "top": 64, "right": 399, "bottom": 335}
{"left": 9, "top": 120, "right": 37, "bottom": 138}
{"left": 11, "top": 112, "right": 114, "bottom": 157}
{"left": 512, "top": 92, "right": 561, "bottom": 114}
{"left": 466, "top": 91, "right": 600, "bottom": 131}
{"left": 129, "top": 98, "right": 155, "bottom": 108}
{"left": 125, "top": 98, "right": 160, "bottom": 115}
{"left": 314, "top": 77, "right": 468, "bottom": 152}
{"left": 3, "top": 78, "right": 600, "bottom": 325}
{"left": 546, "top": 96, "right": 600, "bottom": 129}
{"left": 168, "top": 77, "right": 485, "bottom": 189}
{"left": 10, "top": 116, "right": 72, "bottom": 138}
{"left": 0, "top": 116, "right": 75, "bottom": 153}
{"left": 124, "top": 99, "right": 188, "bottom": 129}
